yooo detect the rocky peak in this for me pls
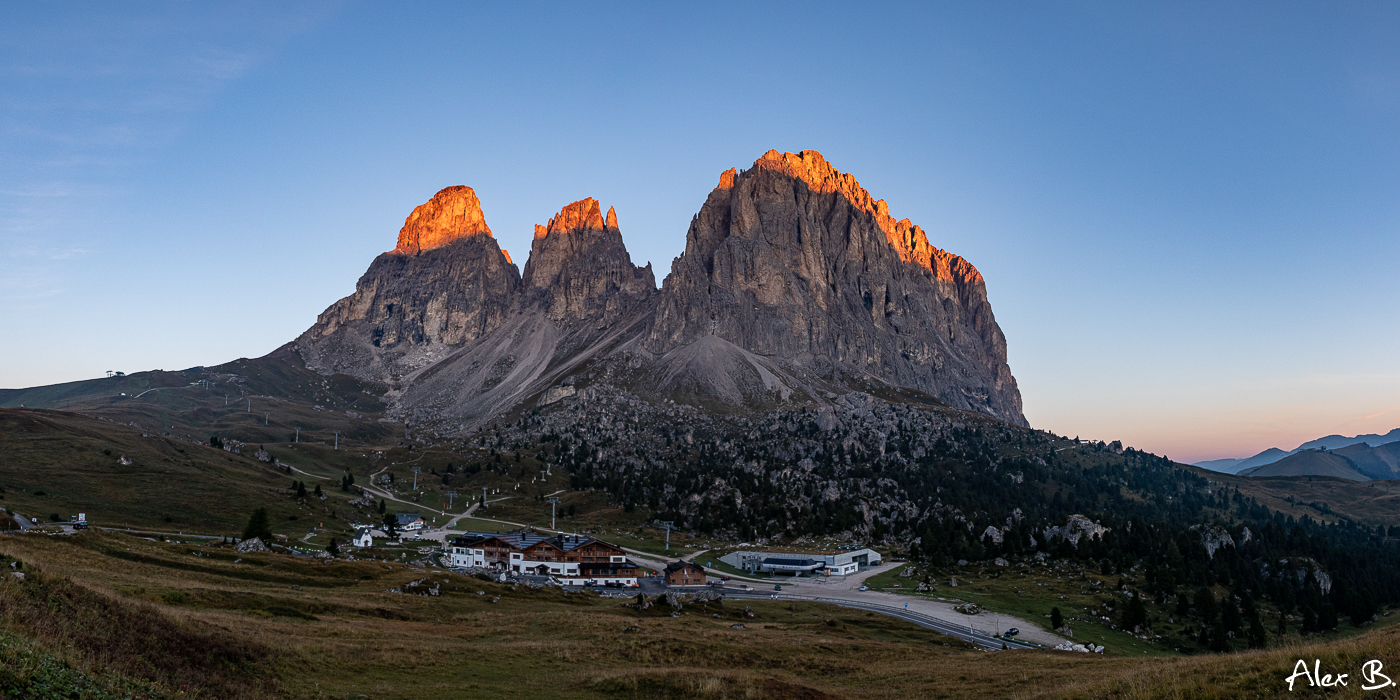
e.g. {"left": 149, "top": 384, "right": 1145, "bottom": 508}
{"left": 298, "top": 186, "right": 519, "bottom": 380}
{"left": 393, "top": 185, "right": 493, "bottom": 255}
{"left": 531, "top": 197, "right": 617, "bottom": 241}
{"left": 522, "top": 198, "right": 654, "bottom": 323}
{"left": 648, "top": 149, "right": 1025, "bottom": 424}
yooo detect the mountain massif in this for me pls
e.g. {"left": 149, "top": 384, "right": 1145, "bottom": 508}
{"left": 296, "top": 150, "right": 1024, "bottom": 436}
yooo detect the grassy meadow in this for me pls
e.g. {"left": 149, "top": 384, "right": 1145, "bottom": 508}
{"left": 4, "top": 529, "right": 1400, "bottom": 698}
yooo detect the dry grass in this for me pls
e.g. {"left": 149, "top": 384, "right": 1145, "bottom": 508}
{"left": 3, "top": 530, "right": 1398, "bottom": 699}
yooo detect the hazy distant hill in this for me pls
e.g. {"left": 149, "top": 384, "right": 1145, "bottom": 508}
{"left": 1235, "top": 442, "right": 1400, "bottom": 481}
{"left": 1333, "top": 441, "right": 1400, "bottom": 480}
{"left": 1297, "top": 428, "right": 1400, "bottom": 450}
{"left": 1195, "top": 447, "right": 1292, "bottom": 474}
{"left": 1237, "top": 450, "right": 1371, "bottom": 480}
{"left": 1195, "top": 430, "right": 1400, "bottom": 473}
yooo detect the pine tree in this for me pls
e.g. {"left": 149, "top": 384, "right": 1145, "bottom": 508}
{"left": 1194, "top": 587, "right": 1218, "bottom": 624}
{"left": 1276, "top": 609, "right": 1288, "bottom": 635}
{"left": 1247, "top": 610, "right": 1267, "bottom": 648}
{"left": 1222, "top": 596, "right": 1243, "bottom": 633}
{"left": 1208, "top": 622, "right": 1229, "bottom": 652}
{"left": 314, "top": 483, "right": 322, "bottom": 498}
{"left": 378, "top": 499, "right": 387, "bottom": 514}
{"left": 1121, "top": 594, "right": 1148, "bottom": 633}
{"left": 1051, "top": 607, "right": 1064, "bottom": 630}
{"left": 1318, "top": 601, "right": 1337, "bottom": 631}
{"left": 242, "top": 507, "right": 272, "bottom": 543}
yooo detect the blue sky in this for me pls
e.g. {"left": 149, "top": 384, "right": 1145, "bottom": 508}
{"left": 3, "top": 2, "right": 1398, "bottom": 462}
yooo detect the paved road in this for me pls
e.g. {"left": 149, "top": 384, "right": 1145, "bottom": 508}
{"left": 719, "top": 590, "right": 1037, "bottom": 651}
{"left": 742, "top": 561, "right": 1066, "bottom": 647}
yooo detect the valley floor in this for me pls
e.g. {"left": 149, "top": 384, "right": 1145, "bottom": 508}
{"left": 4, "top": 529, "right": 1400, "bottom": 699}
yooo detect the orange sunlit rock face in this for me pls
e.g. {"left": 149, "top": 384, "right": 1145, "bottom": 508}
{"left": 393, "top": 185, "right": 493, "bottom": 255}
{"left": 533, "top": 197, "right": 617, "bottom": 239}
{"left": 746, "top": 149, "right": 980, "bottom": 285}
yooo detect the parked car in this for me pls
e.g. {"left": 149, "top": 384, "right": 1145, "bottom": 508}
{"left": 773, "top": 584, "right": 782, "bottom": 591}
{"left": 720, "top": 576, "right": 730, "bottom": 581}
{"left": 858, "top": 585, "right": 869, "bottom": 591}
{"left": 1005, "top": 628, "right": 1020, "bottom": 637}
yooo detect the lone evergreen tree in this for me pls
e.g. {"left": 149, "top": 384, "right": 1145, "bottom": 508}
{"left": 1051, "top": 607, "right": 1064, "bottom": 630}
{"left": 1247, "top": 611, "right": 1268, "bottom": 648}
{"left": 1208, "top": 622, "right": 1229, "bottom": 652}
{"left": 1222, "top": 596, "right": 1243, "bottom": 633}
{"left": 1121, "top": 594, "right": 1148, "bottom": 633}
{"left": 1318, "top": 601, "right": 1338, "bottom": 631}
{"left": 242, "top": 507, "right": 272, "bottom": 543}
{"left": 378, "top": 499, "right": 387, "bottom": 514}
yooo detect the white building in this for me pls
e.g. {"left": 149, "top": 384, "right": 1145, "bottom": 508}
{"left": 447, "top": 531, "right": 641, "bottom": 586}
{"left": 353, "top": 527, "right": 373, "bottom": 548}
{"left": 720, "top": 547, "right": 882, "bottom": 576}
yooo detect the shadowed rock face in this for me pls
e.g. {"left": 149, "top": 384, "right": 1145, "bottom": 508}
{"left": 297, "top": 187, "right": 520, "bottom": 380}
{"left": 294, "top": 150, "right": 1025, "bottom": 433}
{"left": 646, "top": 150, "right": 1024, "bottom": 425}
{"left": 522, "top": 198, "right": 655, "bottom": 326}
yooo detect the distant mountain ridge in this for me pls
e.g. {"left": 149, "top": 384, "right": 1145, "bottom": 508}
{"left": 295, "top": 149, "right": 1026, "bottom": 437}
{"left": 1194, "top": 428, "right": 1400, "bottom": 474}
{"left": 1236, "top": 441, "right": 1400, "bottom": 481}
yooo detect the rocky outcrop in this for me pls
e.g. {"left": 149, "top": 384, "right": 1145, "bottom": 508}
{"left": 297, "top": 186, "right": 520, "bottom": 381}
{"left": 1195, "top": 524, "right": 1236, "bottom": 560}
{"left": 645, "top": 150, "right": 1024, "bottom": 424}
{"left": 1043, "top": 515, "right": 1110, "bottom": 547}
{"left": 521, "top": 198, "right": 655, "bottom": 327}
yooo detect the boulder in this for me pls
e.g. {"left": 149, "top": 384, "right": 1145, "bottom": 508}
{"left": 235, "top": 538, "right": 270, "bottom": 553}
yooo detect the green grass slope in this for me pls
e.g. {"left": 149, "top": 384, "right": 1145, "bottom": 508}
{"left": 0, "top": 408, "right": 362, "bottom": 537}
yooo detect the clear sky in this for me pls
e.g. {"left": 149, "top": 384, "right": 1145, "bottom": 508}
{"left": 3, "top": 2, "right": 1398, "bottom": 463}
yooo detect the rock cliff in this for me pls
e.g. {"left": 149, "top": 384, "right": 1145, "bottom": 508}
{"left": 294, "top": 150, "right": 1026, "bottom": 433}
{"left": 645, "top": 150, "right": 1023, "bottom": 424}
{"left": 521, "top": 198, "right": 655, "bottom": 327}
{"left": 297, "top": 186, "right": 520, "bottom": 381}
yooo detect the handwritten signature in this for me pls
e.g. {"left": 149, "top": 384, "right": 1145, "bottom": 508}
{"left": 1287, "top": 659, "right": 1396, "bottom": 691}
